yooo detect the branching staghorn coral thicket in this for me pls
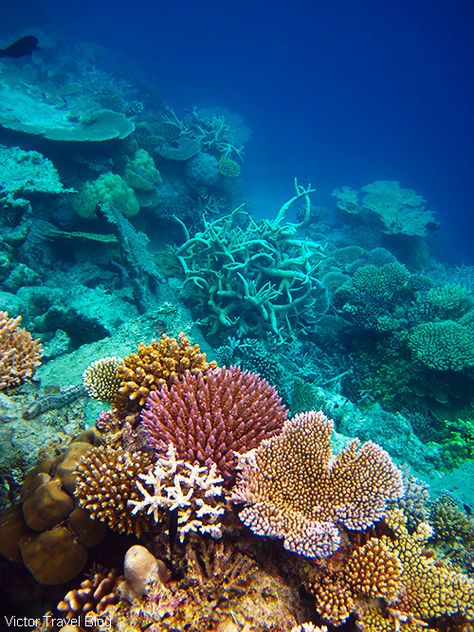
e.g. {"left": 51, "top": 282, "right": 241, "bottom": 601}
{"left": 176, "top": 179, "right": 329, "bottom": 340}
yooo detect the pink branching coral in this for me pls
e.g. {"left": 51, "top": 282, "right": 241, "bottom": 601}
{"left": 0, "top": 311, "right": 43, "bottom": 390}
{"left": 140, "top": 366, "right": 288, "bottom": 485}
{"left": 232, "top": 410, "right": 404, "bottom": 558}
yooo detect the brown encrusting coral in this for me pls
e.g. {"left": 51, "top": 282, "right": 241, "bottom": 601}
{"left": 114, "top": 332, "right": 217, "bottom": 417}
{"left": 233, "top": 410, "right": 404, "bottom": 558}
{"left": 0, "top": 310, "right": 43, "bottom": 390}
{"left": 140, "top": 365, "right": 288, "bottom": 484}
{"left": 74, "top": 445, "right": 153, "bottom": 536}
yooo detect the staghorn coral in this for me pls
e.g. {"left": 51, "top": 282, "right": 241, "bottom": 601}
{"left": 57, "top": 566, "right": 121, "bottom": 622}
{"left": 176, "top": 183, "right": 328, "bottom": 342}
{"left": 130, "top": 444, "right": 226, "bottom": 541}
{"left": 141, "top": 366, "right": 288, "bottom": 484}
{"left": 232, "top": 410, "right": 404, "bottom": 558}
{"left": 0, "top": 311, "right": 43, "bottom": 390}
{"left": 115, "top": 332, "right": 217, "bottom": 416}
{"left": 74, "top": 445, "right": 153, "bottom": 537}
{"left": 83, "top": 356, "right": 124, "bottom": 403}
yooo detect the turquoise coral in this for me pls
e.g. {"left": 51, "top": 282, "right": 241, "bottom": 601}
{"left": 176, "top": 182, "right": 328, "bottom": 340}
{"left": 409, "top": 320, "right": 474, "bottom": 371}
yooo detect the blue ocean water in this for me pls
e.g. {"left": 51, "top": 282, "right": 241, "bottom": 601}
{"left": 15, "top": 0, "right": 474, "bottom": 263}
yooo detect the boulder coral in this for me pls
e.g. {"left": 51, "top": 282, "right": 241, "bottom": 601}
{"left": 72, "top": 172, "right": 140, "bottom": 219}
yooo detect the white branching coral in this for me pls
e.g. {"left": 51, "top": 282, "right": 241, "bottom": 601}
{"left": 129, "top": 444, "right": 226, "bottom": 541}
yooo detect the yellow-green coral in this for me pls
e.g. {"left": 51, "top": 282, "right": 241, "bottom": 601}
{"left": 72, "top": 172, "right": 140, "bottom": 219}
{"left": 409, "top": 320, "right": 474, "bottom": 371}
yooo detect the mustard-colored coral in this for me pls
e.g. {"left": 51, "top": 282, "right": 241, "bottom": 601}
{"left": 307, "top": 538, "right": 403, "bottom": 625}
{"left": 74, "top": 445, "right": 153, "bottom": 537}
{"left": 83, "top": 356, "right": 124, "bottom": 403}
{"left": 233, "top": 410, "right": 404, "bottom": 558}
{"left": 382, "top": 509, "right": 474, "bottom": 624}
{"left": 306, "top": 508, "right": 474, "bottom": 630}
{"left": 0, "top": 311, "right": 43, "bottom": 390}
{"left": 115, "top": 332, "right": 217, "bottom": 415}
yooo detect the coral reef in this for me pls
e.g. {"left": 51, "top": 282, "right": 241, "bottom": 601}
{"left": 115, "top": 332, "right": 217, "bottom": 416}
{"left": 74, "top": 444, "right": 153, "bottom": 536}
{"left": 176, "top": 182, "right": 329, "bottom": 341}
{"left": 233, "top": 410, "right": 404, "bottom": 558}
{"left": 141, "top": 365, "right": 288, "bottom": 484}
{"left": 0, "top": 311, "right": 43, "bottom": 389}
{"left": 130, "top": 444, "right": 226, "bottom": 540}
{"left": 82, "top": 356, "right": 124, "bottom": 403}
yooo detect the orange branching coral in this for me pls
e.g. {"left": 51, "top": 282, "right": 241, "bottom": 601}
{"left": 83, "top": 356, "right": 124, "bottom": 403}
{"left": 233, "top": 410, "right": 404, "bottom": 558}
{"left": 0, "top": 311, "right": 43, "bottom": 389}
{"left": 115, "top": 332, "right": 217, "bottom": 415}
{"left": 74, "top": 445, "right": 153, "bottom": 537}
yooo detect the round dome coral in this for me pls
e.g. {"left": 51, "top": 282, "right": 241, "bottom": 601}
{"left": 140, "top": 366, "right": 288, "bottom": 485}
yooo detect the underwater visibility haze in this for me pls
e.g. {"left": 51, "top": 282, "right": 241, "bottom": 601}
{"left": 0, "top": 1, "right": 473, "bottom": 630}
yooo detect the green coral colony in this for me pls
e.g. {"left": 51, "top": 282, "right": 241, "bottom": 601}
{"left": 0, "top": 33, "right": 473, "bottom": 632}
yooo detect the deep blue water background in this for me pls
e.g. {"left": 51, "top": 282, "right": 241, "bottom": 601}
{"left": 4, "top": 0, "right": 474, "bottom": 263}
